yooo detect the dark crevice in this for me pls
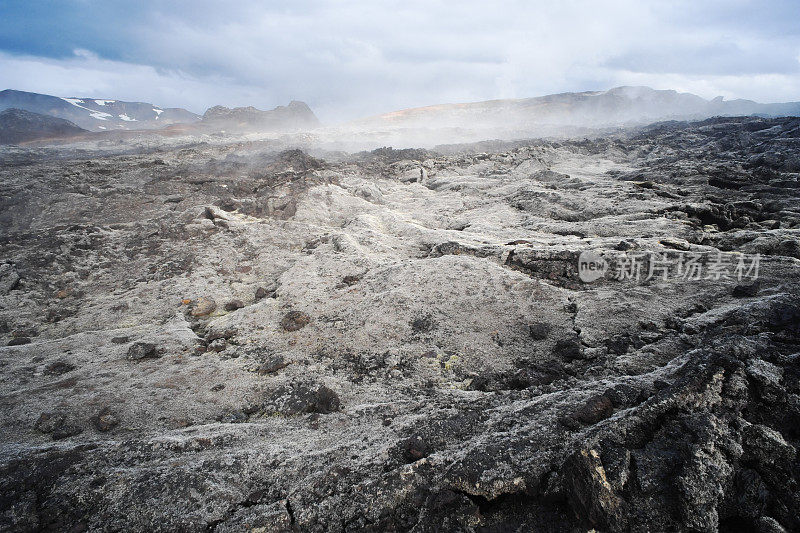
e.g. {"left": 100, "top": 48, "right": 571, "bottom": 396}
{"left": 285, "top": 498, "right": 296, "bottom": 526}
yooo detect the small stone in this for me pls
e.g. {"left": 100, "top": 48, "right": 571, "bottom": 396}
{"left": 245, "top": 490, "right": 264, "bottom": 504}
{"left": 411, "top": 315, "right": 435, "bottom": 334}
{"left": 7, "top": 337, "right": 31, "bottom": 346}
{"left": 126, "top": 342, "right": 158, "bottom": 360}
{"left": 605, "top": 383, "right": 643, "bottom": 407}
{"left": 264, "top": 383, "right": 341, "bottom": 415}
{"left": 573, "top": 394, "right": 614, "bottom": 425}
{"left": 208, "top": 338, "right": 227, "bottom": 352}
{"left": 0, "top": 263, "right": 20, "bottom": 294}
{"left": 52, "top": 424, "right": 83, "bottom": 440}
{"left": 528, "top": 322, "right": 550, "bottom": 340}
{"left": 605, "top": 335, "right": 630, "bottom": 355}
{"left": 553, "top": 338, "right": 582, "bottom": 360}
{"left": 281, "top": 311, "right": 311, "bottom": 332}
{"left": 342, "top": 275, "right": 361, "bottom": 286}
{"left": 206, "top": 328, "right": 236, "bottom": 342}
{"left": 190, "top": 296, "right": 217, "bottom": 317}
{"left": 34, "top": 412, "right": 65, "bottom": 434}
{"left": 44, "top": 361, "right": 75, "bottom": 375}
{"left": 653, "top": 379, "right": 670, "bottom": 390}
{"left": 315, "top": 385, "right": 340, "bottom": 414}
{"left": 257, "top": 355, "right": 289, "bottom": 375}
{"left": 401, "top": 434, "right": 431, "bottom": 463}
{"left": 255, "top": 287, "right": 275, "bottom": 300}
{"left": 224, "top": 299, "right": 245, "bottom": 311}
{"left": 91, "top": 408, "right": 119, "bottom": 432}
{"left": 733, "top": 281, "right": 760, "bottom": 297}
{"left": 215, "top": 409, "right": 248, "bottom": 424}
{"left": 34, "top": 412, "right": 82, "bottom": 439}
{"left": 659, "top": 237, "right": 691, "bottom": 251}
{"left": 211, "top": 383, "right": 225, "bottom": 392}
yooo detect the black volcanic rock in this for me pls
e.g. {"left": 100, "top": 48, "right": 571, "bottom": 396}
{"left": 202, "top": 100, "right": 319, "bottom": 131}
{"left": 0, "top": 115, "right": 799, "bottom": 532}
{"left": 0, "top": 108, "right": 87, "bottom": 144}
{"left": 0, "top": 89, "right": 200, "bottom": 131}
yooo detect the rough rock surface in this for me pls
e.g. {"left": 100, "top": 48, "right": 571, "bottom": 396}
{"left": 0, "top": 116, "right": 799, "bottom": 532}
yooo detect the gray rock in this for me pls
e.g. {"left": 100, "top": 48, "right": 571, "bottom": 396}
{"left": 528, "top": 322, "right": 550, "bottom": 340}
{"left": 0, "top": 263, "right": 19, "bottom": 294}
{"left": 223, "top": 299, "right": 244, "bottom": 311}
{"left": 91, "top": 408, "right": 119, "bottom": 432}
{"left": 207, "top": 338, "right": 227, "bottom": 352}
{"left": 126, "top": 342, "right": 158, "bottom": 360}
{"left": 0, "top": 116, "right": 798, "bottom": 532}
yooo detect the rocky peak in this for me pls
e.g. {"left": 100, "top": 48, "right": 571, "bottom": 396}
{"left": 201, "top": 100, "right": 320, "bottom": 131}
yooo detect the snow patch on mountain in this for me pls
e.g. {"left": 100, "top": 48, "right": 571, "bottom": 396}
{"left": 61, "top": 97, "right": 113, "bottom": 120}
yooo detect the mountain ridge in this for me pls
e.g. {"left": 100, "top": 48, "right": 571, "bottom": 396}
{"left": 352, "top": 86, "right": 800, "bottom": 130}
{"left": 0, "top": 108, "right": 88, "bottom": 144}
{"left": 0, "top": 89, "right": 200, "bottom": 132}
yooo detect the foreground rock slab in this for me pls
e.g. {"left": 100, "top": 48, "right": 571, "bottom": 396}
{"left": 0, "top": 117, "right": 799, "bottom": 531}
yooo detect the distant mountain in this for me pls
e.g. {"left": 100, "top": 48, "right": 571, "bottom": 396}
{"left": 354, "top": 86, "right": 800, "bottom": 131}
{"left": 0, "top": 108, "right": 88, "bottom": 144}
{"left": 201, "top": 101, "right": 320, "bottom": 132}
{"left": 0, "top": 89, "right": 200, "bottom": 132}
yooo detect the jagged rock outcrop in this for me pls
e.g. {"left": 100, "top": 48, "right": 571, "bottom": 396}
{"left": 202, "top": 100, "right": 320, "bottom": 132}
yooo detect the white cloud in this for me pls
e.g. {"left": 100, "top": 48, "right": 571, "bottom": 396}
{"left": 0, "top": 50, "right": 265, "bottom": 116}
{"left": 1, "top": 0, "right": 798, "bottom": 122}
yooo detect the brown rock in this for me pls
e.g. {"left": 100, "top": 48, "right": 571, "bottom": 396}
{"left": 257, "top": 355, "right": 289, "bottom": 375}
{"left": 281, "top": 311, "right": 310, "bottom": 331}
{"left": 91, "top": 408, "right": 119, "bottom": 432}
{"left": 574, "top": 394, "right": 614, "bottom": 425}
{"left": 190, "top": 297, "right": 217, "bottom": 317}
{"left": 224, "top": 299, "right": 245, "bottom": 311}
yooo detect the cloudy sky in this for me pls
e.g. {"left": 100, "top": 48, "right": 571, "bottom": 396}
{"left": 1, "top": 0, "right": 799, "bottom": 122}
